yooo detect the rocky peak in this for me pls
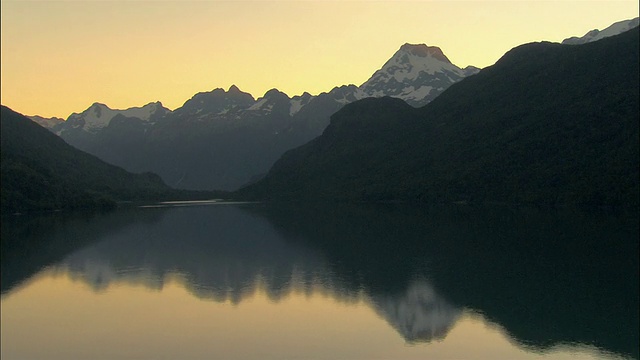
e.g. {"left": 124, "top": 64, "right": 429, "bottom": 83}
{"left": 358, "top": 42, "right": 475, "bottom": 107}
{"left": 228, "top": 84, "right": 242, "bottom": 93}
{"left": 399, "top": 43, "right": 451, "bottom": 64}
{"left": 263, "top": 88, "right": 289, "bottom": 99}
{"left": 179, "top": 86, "right": 255, "bottom": 116}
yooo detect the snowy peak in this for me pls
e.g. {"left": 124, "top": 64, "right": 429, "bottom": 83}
{"left": 65, "top": 101, "right": 170, "bottom": 133}
{"left": 120, "top": 101, "right": 169, "bottom": 121}
{"left": 359, "top": 43, "right": 476, "bottom": 107}
{"left": 178, "top": 85, "right": 255, "bottom": 117}
{"left": 562, "top": 17, "right": 639, "bottom": 44}
{"left": 368, "top": 43, "right": 463, "bottom": 83}
{"left": 247, "top": 89, "right": 289, "bottom": 110}
{"left": 247, "top": 88, "right": 290, "bottom": 113}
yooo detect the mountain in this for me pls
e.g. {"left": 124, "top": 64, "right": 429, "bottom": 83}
{"left": 562, "top": 17, "right": 639, "bottom": 44}
{"left": 135, "top": 86, "right": 304, "bottom": 190}
{"left": 42, "top": 42, "right": 476, "bottom": 191}
{"left": 28, "top": 115, "right": 64, "bottom": 128}
{"left": 279, "top": 44, "right": 479, "bottom": 151}
{"left": 359, "top": 43, "right": 480, "bottom": 107}
{"left": 169, "top": 85, "right": 255, "bottom": 121}
{"left": 46, "top": 102, "right": 170, "bottom": 173}
{"left": 238, "top": 27, "right": 639, "bottom": 207}
{"left": 0, "top": 106, "right": 213, "bottom": 213}
{"left": 58, "top": 101, "right": 170, "bottom": 134}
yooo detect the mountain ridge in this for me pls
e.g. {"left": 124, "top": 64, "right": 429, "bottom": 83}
{"left": 29, "top": 17, "right": 638, "bottom": 123}
{"left": 562, "top": 17, "right": 639, "bottom": 44}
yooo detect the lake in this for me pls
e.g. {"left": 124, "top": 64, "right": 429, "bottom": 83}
{"left": 1, "top": 202, "right": 638, "bottom": 360}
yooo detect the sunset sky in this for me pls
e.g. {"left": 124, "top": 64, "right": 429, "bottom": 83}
{"left": 1, "top": 0, "right": 638, "bottom": 119}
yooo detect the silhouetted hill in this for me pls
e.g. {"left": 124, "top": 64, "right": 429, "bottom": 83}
{"left": 239, "top": 28, "right": 639, "bottom": 207}
{"left": 1, "top": 106, "right": 216, "bottom": 212}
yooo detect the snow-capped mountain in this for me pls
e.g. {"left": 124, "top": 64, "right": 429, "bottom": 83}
{"left": 62, "top": 101, "right": 170, "bottom": 134}
{"left": 246, "top": 88, "right": 292, "bottom": 116}
{"left": 169, "top": 85, "right": 310, "bottom": 122}
{"left": 296, "top": 43, "right": 479, "bottom": 110}
{"left": 27, "top": 115, "right": 64, "bottom": 128}
{"left": 174, "top": 85, "right": 255, "bottom": 121}
{"left": 562, "top": 17, "right": 639, "bottom": 44}
{"left": 359, "top": 43, "right": 480, "bottom": 107}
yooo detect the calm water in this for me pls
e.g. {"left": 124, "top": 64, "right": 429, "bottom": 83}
{"left": 1, "top": 202, "right": 638, "bottom": 360}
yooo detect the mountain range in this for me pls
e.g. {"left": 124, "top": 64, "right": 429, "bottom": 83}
{"left": 29, "top": 17, "right": 638, "bottom": 192}
{"left": 33, "top": 42, "right": 480, "bottom": 191}
{"left": 7, "top": 17, "right": 639, "bottom": 207}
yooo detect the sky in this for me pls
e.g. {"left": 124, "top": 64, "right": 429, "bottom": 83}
{"left": 1, "top": 1, "right": 638, "bottom": 119}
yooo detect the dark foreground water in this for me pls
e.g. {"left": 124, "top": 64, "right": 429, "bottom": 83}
{"left": 1, "top": 202, "right": 638, "bottom": 360}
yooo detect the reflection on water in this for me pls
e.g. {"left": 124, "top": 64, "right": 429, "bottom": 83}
{"left": 368, "top": 281, "right": 462, "bottom": 343}
{"left": 1, "top": 203, "right": 638, "bottom": 360}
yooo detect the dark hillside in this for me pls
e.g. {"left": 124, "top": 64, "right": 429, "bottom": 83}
{"left": 239, "top": 28, "right": 639, "bottom": 207}
{"left": 1, "top": 106, "right": 210, "bottom": 212}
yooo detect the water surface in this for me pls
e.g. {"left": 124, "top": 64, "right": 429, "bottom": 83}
{"left": 2, "top": 203, "right": 637, "bottom": 359}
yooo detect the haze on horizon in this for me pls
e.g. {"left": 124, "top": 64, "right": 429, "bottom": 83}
{"left": 1, "top": 0, "right": 638, "bottom": 119}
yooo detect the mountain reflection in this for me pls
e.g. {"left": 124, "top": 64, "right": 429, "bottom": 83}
{"left": 368, "top": 281, "right": 462, "bottom": 343}
{"left": 53, "top": 205, "right": 347, "bottom": 301}
{"left": 250, "top": 202, "right": 639, "bottom": 359}
{"left": 2, "top": 203, "right": 638, "bottom": 358}
{"left": 48, "top": 204, "right": 462, "bottom": 344}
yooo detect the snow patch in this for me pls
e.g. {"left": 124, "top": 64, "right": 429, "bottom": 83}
{"left": 248, "top": 98, "right": 268, "bottom": 111}
{"left": 402, "top": 85, "right": 433, "bottom": 101}
{"left": 289, "top": 99, "right": 304, "bottom": 116}
{"left": 68, "top": 102, "right": 165, "bottom": 133}
{"left": 382, "top": 48, "right": 463, "bottom": 82}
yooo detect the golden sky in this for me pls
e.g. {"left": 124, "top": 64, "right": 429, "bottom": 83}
{"left": 1, "top": 0, "right": 638, "bottom": 118}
